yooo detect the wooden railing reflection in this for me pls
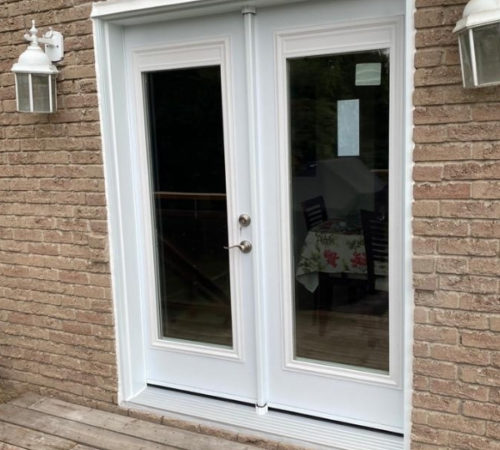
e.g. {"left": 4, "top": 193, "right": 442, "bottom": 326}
{"left": 153, "top": 191, "right": 229, "bottom": 313}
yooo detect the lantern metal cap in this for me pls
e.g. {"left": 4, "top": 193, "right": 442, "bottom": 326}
{"left": 11, "top": 20, "right": 60, "bottom": 74}
{"left": 454, "top": 0, "right": 500, "bottom": 33}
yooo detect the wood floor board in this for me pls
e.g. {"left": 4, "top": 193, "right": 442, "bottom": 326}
{"left": 0, "top": 404, "right": 178, "bottom": 450}
{"left": 26, "top": 397, "right": 258, "bottom": 450}
{"left": 0, "top": 420, "right": 77, "bottom": 450}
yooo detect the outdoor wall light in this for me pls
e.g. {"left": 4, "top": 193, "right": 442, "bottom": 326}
{"left": 454, "top": 0, "right": 500, "bottom": 88}
{"left": 11, "top": 20, "right": 64, "bottom": 113}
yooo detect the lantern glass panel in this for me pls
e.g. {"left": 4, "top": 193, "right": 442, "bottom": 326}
{"left": 32, "top": 74, "right": 51, "bottom": 113}
{"left": 473, "top": 23, "right": 500, "bottom": 86}
{"left": 459, "top": 32, "right": 475, "bottom": 88}
{"left": 51, "top": 75, "right": 57, "bottom": 112}
{"left": 16, "top": 73, "right": 31, "bottom": 112}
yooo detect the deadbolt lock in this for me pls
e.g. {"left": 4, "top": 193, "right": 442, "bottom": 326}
{"left": 238, "top": 213, "right": 251, "bottom": 227}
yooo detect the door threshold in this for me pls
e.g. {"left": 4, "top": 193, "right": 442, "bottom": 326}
{"left": 124, "top": 385, "right": 403, "bottom": 450}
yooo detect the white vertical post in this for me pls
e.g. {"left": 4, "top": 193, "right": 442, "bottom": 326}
{"left": 469, "top": 28, "right": 479, "bottom": 87}
{"left": 242, "top": 6, "right": 268, "bottom": 414}
{"left": 49, "top": 75, "right": 53, "bottom": 112}
{"left": 28, "top": 73, "right": 33, "bottom": 112}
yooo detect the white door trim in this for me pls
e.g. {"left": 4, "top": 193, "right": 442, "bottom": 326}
{"left": 131, "top": 39, "right": 246, "bottom": 363}
{"left": 91, "top": 0, "right": 414, "bottom": 448}
{"left": 274, "top": 17, "right": 404, "bottom": 388}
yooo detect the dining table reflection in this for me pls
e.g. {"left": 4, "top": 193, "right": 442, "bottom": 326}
{"left": 296, "top": 218, "right": 368, "bottom": 293}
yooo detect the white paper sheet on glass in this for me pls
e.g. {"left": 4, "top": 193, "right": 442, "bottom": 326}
{"left": 355, "top": 63, "right": 382, "bottom": 86}
{"left": 337, "top": 99, "right": 359, "bottom": 157}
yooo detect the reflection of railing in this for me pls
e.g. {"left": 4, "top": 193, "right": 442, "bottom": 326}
{"left": 155, "top": 191, "right": 227, "bottom": 219}
{"left": 155, "top": 191, "right": 226, "bottom": 200}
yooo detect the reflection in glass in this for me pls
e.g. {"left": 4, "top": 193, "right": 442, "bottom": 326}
{"left": 290, "top": 50, "right": 390, "bottom": 372}
{"left": 32, "top": 75, "right": 51, "bottom": 112}
{"left": 146, "top": 66, "right": 232, "bottom": 347}
{"left": 474, "top": 23, "right": 500, "bottom": 86}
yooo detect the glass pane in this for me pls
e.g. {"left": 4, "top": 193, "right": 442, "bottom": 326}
{"left": 16, "top": 73, "right": 30, "bottom": 112}
{"left": 146, "top": 66, "right": 232, "bottom": 347}
{"left": 473, "top": 23, "right": 500, "bottom": 86}
{"left": 459, "top": 32, "right": 475, "bottom": 88}
{"left": 32, "top": 74, "right": 51, "bottom": 112}
{"left": 290, "top": 50, "right": 390, "bottom": 373}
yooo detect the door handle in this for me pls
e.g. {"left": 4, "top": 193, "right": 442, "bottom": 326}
{"left": 224, "top": 240, "right": 252, "bottom": 254}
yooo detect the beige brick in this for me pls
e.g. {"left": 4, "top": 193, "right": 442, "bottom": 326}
{"left": 430, "top": 309, "right": 489, "bottom": 330}
{"left": 413, "top": 165, "right": 443, "bottom": 181}
{"left": 414, "top": 237, "right": 438, "bottom": 254}
{"left": 469, "top": 257, "right": 500, "bottom": 276}
{"left": 459, "top": 293, "right": 500, "bottom": 312}
{"left": 437, "top": 238, "right": 498, "bottom": 256}
{"left": 487, "top": 421, "right": 500, "bottom": 440}
{"left": 444, "top": 161, "right": 500, "bottom": 180}
{"left": 415, "top": 324, "right": 458, "bottom": 344}
{"left": 413, "top": 257, "right": 436, "bottom": 273}
{"left": 414, "top": 105, "right": 470, "bottom": 125}
{"left": 411, "top": 424, "right": 450, "bottom": 446}
{"left": 413, "top": 358, "right": 457, "bottom": 380}
{"left": 430, "top": 344, "right": 491, "bottom": 366}
{"left": 441, "top": 200, "right": 500, "bottom": 219}
{"left": 412, "top": 407, "right": 429, "bottom": 425}
{"left": 413, "top": 219, "right": 468, "bottom": 237}
{"left": 448, "top": 432, "right": 500, "bottom": 450}
{"left": 415, "top": 290, "right": 460, "bottom": 308}
{"left": 414, "top": 274, "right": 438, "bottom": 290}
{"left": 463, "top": 401, "right": 500, "bottom": 421}
{"left": 414, "top": 342, "right": 431, "bottom": 357}
{"left": 471, "top": 142, "right": 500, "bottom": 160}
{"left": 415, "top": 66, "right": 462, "bottom": 87}
{"left": 461, "top": 330, "right": 500, "bottom": 350}
{"left": 427, "top": 411, "right": 486, "bottom": 434}
{"left": 414, "top": 182, "right": 471, "bottom": 199}
{"left": 470, "top": 221, "right": 500, "bottom": 238}
{"left": 414, "top": 392, "right": 461, "bottom": 414}
{"left": 436, "top": 257, "right": 468, "bottom": 274}
{"left": 439, "top": 274, "right": 498, "bottom": 294}
{"left": 414, "top": 143, "right": 471, "bottom": 161}
{"left": 471, "top": 181, "right": 500, "bottom": 199}
{"left": 414, "top": 49, "right": 444, "bottom": 68}
{"left": 413, "top": 201, "right": 440, "bottom": 217}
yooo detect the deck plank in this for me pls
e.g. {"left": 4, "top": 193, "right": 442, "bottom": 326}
{"left": 0, "top": 421, "right": 77, "bottom": 450}
{"left": 26, "top": 397, "right": 259, "bottom": 450}
{"left": 0, "top": 404, "right": 178, "bottom": 450}
{"left": 0, "top": 444, "right": 27, "bottom": 450}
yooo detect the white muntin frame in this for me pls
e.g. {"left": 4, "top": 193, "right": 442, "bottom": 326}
{"left": 130, "top": 39, "right": 246, "bottom": 362}
{"left": 275, "top": 18, "right": 405, "bottom": 388}
{"left": 91, "top": 0, "right": 415, "bottom": 448}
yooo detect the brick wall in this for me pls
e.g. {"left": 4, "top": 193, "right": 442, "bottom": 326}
{"left": 412, "top": 1, "right": 500, "bottom": 448}
{"left": 0, "top": 0, "right": 499, "bottom": 446}
{"left": 0, "top": 0, "right": 118, "bottom": 411}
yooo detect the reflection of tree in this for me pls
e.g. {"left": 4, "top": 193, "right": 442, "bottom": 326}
{"left": 289, "top": 50, "right": 390, "bottom": 176}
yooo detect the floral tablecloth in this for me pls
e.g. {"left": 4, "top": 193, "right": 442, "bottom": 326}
{"left": 296, "top": 220, "right": 367, "bottom": 293}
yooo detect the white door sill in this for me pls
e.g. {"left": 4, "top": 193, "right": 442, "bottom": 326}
{"left": 123, "top": 386, "right": 403, "bottom": 450}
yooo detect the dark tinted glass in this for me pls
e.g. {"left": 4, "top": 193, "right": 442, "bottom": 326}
{"left": 290, "top": 51, "right": 390, "bottom": 372}
{"left": 146, "top": 66, "right": 232, "bottom": 347}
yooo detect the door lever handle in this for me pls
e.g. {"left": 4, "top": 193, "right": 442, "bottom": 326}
{"left": 224, "top": 240, "right": 252, "bottom": 254}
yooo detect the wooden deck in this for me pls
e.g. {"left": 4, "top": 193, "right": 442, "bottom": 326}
{"left": 0, "top": 393, "right": 306, "bottom": 450}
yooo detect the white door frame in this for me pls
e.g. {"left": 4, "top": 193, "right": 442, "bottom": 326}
{"left": 91, "top": 0, "right": 414, "bottom": 448}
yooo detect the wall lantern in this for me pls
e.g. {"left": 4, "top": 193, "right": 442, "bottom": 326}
{"left": 11, "top": 20, "right": 64, "bottom": 113}
{"left": 454, "top": 0, "right": 500, "bottom": 88}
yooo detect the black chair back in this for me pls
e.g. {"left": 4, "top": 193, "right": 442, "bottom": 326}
{"left": 302, "top": 196, "right": 327, "bottom": 230}
{"left": 360, "top": 209, "right": 388, "bottom": 292}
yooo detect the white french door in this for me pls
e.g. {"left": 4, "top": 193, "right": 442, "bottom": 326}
{"left": 123, "top": 0, "right": 405, "bottom": 433}
{"left": 129, "top": 13, "right": 258, "bottom": 402}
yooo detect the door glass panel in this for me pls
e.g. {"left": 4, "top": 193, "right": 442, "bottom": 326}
{"left": 146, "top": 66, "right": 232, "bottom": 347}
{"left": 290, "top": 50, "right": 390, "bottom": 372}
